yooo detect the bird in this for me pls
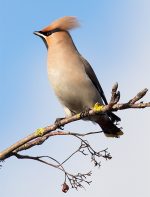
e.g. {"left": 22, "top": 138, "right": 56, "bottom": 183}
{"left": 34, "top": 16, "right": 123, "bottom": 137}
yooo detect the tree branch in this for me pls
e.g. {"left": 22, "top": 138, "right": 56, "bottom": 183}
{"left": 12, "top": 135, "right": 109, "bottom": 190}
{"left": 0, "top": 84, "right": 149, "bottom": 161}
{"left": 0, "top": 83, "right": 149, "bottom": 191}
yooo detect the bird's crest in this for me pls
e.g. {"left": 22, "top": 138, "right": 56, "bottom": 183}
{"left": 41, "top": 16, "right": 80, "bottom": 32}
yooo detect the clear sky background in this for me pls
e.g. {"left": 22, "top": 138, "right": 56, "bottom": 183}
{"left": 0, "top": 0, "right": 150, "bottom": 196}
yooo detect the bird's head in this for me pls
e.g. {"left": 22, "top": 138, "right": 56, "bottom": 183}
{"left": 34, "top": 16, "right": 79, "bottom": 49}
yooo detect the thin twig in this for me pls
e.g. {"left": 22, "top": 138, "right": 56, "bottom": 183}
{"left": 0, "top": 84, "right": 149, "bottom": 191}
{"left": 0, "top": 86, "right": 149, "bottom": 161}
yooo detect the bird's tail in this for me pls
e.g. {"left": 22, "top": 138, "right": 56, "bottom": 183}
{"left": 96, "top": 115, "right": 123, "bottom": 138}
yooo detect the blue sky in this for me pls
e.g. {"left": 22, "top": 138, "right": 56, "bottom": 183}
{"left": 0, "top": 0, "right": 150, "bottom": 197}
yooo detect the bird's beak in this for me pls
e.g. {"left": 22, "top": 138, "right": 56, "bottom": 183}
{"left": 33, "top": 31, "right": 44, "bottom": 38}
{"left": 34, "top": 31, "right": 48, "bottom": 49}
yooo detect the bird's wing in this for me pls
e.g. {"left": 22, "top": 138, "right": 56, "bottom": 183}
{"left": 80, "top": 55, "right": 121, "bottom": 122}
{"left": 80, "top": 55, "right": 108, "bottom": 105}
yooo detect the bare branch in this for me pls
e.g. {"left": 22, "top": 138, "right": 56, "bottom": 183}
{"left": 0, "top": 86, "right": 149, "bottom": 161}
{"left": 12, "top": 135, "right": 108, "bottom": 190}
{"left": 128, "top": 88, "right": 148, "bottom": 104}
{"left": 0, "top": 84, "right": 150, "bottom": 191}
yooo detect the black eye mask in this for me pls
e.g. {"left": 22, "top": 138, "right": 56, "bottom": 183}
{"left": 39, "top": 28, "right": 61, "bottom": 36}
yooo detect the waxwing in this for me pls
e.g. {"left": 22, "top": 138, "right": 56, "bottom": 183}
{"left": 34, "top": 16, "right": 123, "bottom": 137}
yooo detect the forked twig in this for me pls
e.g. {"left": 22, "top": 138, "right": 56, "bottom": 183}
{"left": 0, "top": 83, "right": 149, "bottom": 191}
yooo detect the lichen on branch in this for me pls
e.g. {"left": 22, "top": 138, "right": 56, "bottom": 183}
{"left": 0, "top": 83, "right": 150, "bottom": 191}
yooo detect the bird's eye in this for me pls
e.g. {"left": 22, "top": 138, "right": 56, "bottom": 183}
{"left": 46, "top": 31, "right": 52, "bottom": 36}
{"left": 41, "top": 28, "right": 61, "bottom": 37}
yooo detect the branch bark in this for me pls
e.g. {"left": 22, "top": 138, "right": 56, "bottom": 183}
{"left": 0, "top": 83, "right": 150, "bottom": 191}
{"left": 0, "top": 85, "right": 149, "bottom": 161}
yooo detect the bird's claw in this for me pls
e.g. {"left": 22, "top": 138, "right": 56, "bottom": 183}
{"left": 80, "top": 107, "right": 91, "bottom": 118}
{"left": 54, "top": 118, "right": 64, "bottom": 130}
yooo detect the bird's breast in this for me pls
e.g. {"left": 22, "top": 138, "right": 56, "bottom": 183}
{"left": 47, "top": 49, "right": 101, "bottom": 112}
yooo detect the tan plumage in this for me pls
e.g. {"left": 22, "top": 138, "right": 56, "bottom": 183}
{"left": 40, "top": 16, "right": 79, "bottom": 32}
{"left": 34, "top": 16, "right": 123, "bottom": 138}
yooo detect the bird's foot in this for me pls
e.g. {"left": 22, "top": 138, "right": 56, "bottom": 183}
{"left": 54, "top": 118, "right": 65, "bottom": 130}
{"left": 80, "top": 107, "right": 91, "bottom": 118}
